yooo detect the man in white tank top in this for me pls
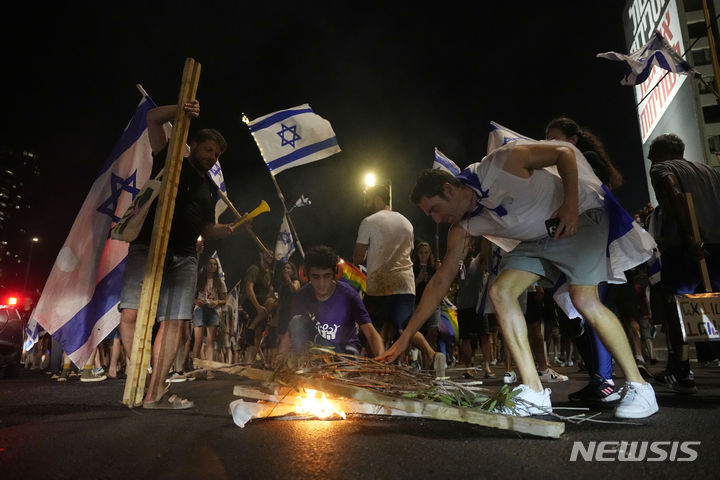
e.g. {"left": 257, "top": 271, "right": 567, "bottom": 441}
{"left": 377, "top": 140, "right": 658, "bottom": 419}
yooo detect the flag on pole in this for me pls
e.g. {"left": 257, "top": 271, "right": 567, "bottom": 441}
{"left": 596, "top": 30, "right": 694, "bottom": 85}
{"left": 438, "top": 297, "right": 459, "bottom": 342}
{"left": 207, "top": 162, "right": 229, "bottom": 221}
{"left": 30, "top": 95, "right": 156, "bottom": 367}
{"left": 275, "top": 215, "right": 296, "bottom": 262}
{"left": 294, "top": 194, "right": 312, "bottom": 209}
{"left": 210, "top": 250, "right": 226, "bottom": 282}
{"left": 23, "top": 310, "right": 39, "bottom": 352}
{"left": 247, "top": 104, "right": 341, "bottom": 175}
{"left": 338, "top": 258, "right": 366, "bottom": 294}
{"left": 433, "top": 148, "right": 461, "bottom": 175}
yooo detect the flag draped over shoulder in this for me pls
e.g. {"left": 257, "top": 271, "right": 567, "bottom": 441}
{"left": 596, "top": 30, "right": 694, "bottom": 86}
{"left": 487, "top": 121, "right": 534, "bottom": 153}
{"left": 31, "top": 96, "right": 156, "bottom": 367}
{"left": 483, "top": 122, "right": 656, "bottom": 320}
{"left": 433, "top": 148, "right": 461, "bottom": 175}
{"left": 275, "top": 215, "right": 296, "bottom": 262}
{"left": 247, "top": 104, "right": 341, "bottom": 175}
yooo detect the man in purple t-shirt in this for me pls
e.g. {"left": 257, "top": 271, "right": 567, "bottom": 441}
{"left": 278, "top": 245, "right": 384, "bottom": 356}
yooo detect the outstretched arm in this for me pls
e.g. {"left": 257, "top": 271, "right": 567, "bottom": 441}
{"left": 375, "top": 223, "right": 467, "bottom": 363}
{"left": 360, "top": 323, "right": 385, "bottom": 357}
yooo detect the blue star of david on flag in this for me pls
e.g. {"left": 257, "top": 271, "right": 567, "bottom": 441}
{"left": 277, "top": 123, "right": 301, "bottom": 148}
{"left": 248, "top": 104, "right": 341, "bottom": 175}
{"left": 275, "top": 215, "right": 296, "bottom": 262}
{"left": 96, "top": 170, "right": 140, "bottom": 222}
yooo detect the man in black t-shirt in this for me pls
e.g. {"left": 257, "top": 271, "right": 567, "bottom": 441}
{"left": 119, "top": 100, "right": 247, "bottom": 409}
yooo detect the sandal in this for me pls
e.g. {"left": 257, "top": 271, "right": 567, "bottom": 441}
{"left": 142, "top": 391, "right": 194, "bottom": 410}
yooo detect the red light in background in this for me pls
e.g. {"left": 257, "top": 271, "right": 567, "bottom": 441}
{"left": 7, "top": 297, "right": 18, "bottom": 306}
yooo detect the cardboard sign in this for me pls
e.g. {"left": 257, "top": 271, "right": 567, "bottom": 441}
{"left": 675, "top": 293, "right": 720, "bottom": 342}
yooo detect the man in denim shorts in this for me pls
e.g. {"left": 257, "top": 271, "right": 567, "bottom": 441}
{"left": 119, "top": 100, "right": 245, "bottom": 409}
{"left": 378, "top": 140, "right": 659, "bottom": 419}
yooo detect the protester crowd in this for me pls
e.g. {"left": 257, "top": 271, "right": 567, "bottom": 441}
{"left": 20, "top": 103, "right": 720, "bottom": 419}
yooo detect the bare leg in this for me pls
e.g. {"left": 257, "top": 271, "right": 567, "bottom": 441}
{"left": 144, "top": 319, "right": 184, "bottom": 403}
{"left": 480, "top": 334, "right": 493, "bottom": 374}
{"left": 192, "top": 327, "right": 205, "bottom": 360}
{"left": 569, "top": 285, "right": 645, "bottom": 384}
{"left": 489, "top": 269, "right": 542, "bottom": 391}
{"left": 206, "top": 326, "right": 218, "bottom": 362}
{"left": 119, "top": 308, "right": 138, "bottom": 360}
{"left": 108, "top": 338, "right": 122, "bottom": 377}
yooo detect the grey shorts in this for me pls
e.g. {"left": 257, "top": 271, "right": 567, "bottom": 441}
{"left": 119, "top": 244, "right": 198, "bottom": 321}
{"left": 500, "top": 208, "right": 609, "bottom": 288}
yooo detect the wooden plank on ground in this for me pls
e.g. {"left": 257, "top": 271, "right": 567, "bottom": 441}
{"left": 231, "top": 367, "right": 565, "bottom": 438}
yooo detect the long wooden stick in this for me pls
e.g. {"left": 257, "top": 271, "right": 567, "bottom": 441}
{"left": 123, "top": 58, "right": 201, "bottom": 407}
{"left": 685, "top": 192, "right": 712, "bottom": 293}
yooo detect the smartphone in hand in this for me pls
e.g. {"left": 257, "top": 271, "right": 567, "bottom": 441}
{"left": 545, "top": 218, "right": 560, "bottom": 237}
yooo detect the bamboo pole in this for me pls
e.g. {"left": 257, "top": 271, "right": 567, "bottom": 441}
{"left": 685, "top": 192, "right": 712, "bottom": 293}
{"left": 122, "top": 58, "right": 201, "bottom": 407}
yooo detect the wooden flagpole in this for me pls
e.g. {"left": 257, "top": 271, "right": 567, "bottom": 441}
{"left": 685, "top": 192, "right": 712, "bottom": 293}
{"left": 122, "top": 58, "right": 201, "bottom": 407}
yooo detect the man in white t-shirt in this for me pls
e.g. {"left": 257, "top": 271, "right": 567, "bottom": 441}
{"left": 353, "top": 185, "right": 445, "bottom": 374}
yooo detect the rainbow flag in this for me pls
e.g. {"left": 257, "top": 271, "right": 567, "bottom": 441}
{"left": 338, "top": 258, "right": 366, "bottom": 294}
{"left": 439, "top": 297, "right": 459, "bottom": 342}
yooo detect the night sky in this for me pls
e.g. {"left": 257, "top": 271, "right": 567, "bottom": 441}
{"left": 3, "top": 1, "right": 648, "bottom": 288}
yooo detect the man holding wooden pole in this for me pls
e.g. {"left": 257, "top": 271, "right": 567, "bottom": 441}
{"left": 648, "top": 133, "right": 720, "bottom": 394}
{"left": 119, "top": 99, "right": 246, "bottom": 409}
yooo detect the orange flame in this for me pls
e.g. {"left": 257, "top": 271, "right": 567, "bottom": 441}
{"left": 295, "top": 388, "right": 346, "bottom": 420}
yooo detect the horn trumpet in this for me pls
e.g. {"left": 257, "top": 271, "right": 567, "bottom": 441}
{"left": 230, "top": 200, "right": 270, "bottom": 229}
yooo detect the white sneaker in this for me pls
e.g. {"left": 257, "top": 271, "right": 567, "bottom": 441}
{"left": 539, "top": 367, "right": 568, "bottom": 382}
{"left": 433, "top": 352, "right": 447, "bottom": 378}
{"left": 615, "top": 382, "right": 659, "bottom": 419}
{"left": 503, "top": 370, "right": 517, "bottom": 384}
{"left": 490, "top": 359, "right": 497, "bottom": 366}
{"left": 500, "top": 384, "right": 552, "bottom": 416}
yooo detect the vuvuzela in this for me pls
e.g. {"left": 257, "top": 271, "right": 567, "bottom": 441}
{"left": 231, "top": 200, "right": 270, "bottom": 229}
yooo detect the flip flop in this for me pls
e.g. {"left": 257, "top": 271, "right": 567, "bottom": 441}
{"left": 142, "top": 392, "right": 194, "bottom": 410}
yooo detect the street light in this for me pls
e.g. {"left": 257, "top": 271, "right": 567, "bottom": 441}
{"left": 363, "top": 172, "right": 392, "bottom": 210}
{"left": 22, "top": 237, "right": 39, "bottom": 295}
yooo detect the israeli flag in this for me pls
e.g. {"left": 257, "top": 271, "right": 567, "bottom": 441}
{"left": 487, "top": 121, "right": 534, "bottom": 153}
{"left": 294, "top": 194, "right": 312, "bottom": 208}
{"left": 207, "top": 162, "right": 229, "bottom": 221}
{"left": 482, "top": 122, "right": 656, "bottom": 320}
{"left": 248, "top": 104, "right": 341, "bottom": 175}
{"left": 23, "top": 311, "right": 39, "bottom": 352}
{"left": 597, "top": 30, "right": 694, "bottom": 85}
{"left": 210, "top": 250, "right": 226, "bottom": 282}
{"left": 274, "top": 215, "right": 296, "bottom": 262}
{"left": 433, "top": 148, "right": 461, "bottom": 175}
{"left": 30, "top": 96, "right": 156, "bottom": 367}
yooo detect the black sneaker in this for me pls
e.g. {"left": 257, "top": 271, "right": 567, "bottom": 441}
{"left": 636, "top": 362, "right": 653, "bottom": 380}
{"left": 568, "top": 375, "right": 621, "bottom": 403}
{"left": 653, "top": 369, "right": 698, "bottom": 393}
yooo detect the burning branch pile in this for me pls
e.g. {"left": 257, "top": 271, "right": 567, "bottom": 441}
{"left": 228, "top": 347, "right": 566, "bottom": 439}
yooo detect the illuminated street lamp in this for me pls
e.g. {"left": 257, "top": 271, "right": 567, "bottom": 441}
{"left": 363, "top": 172, "right": 392, "bottom": 210}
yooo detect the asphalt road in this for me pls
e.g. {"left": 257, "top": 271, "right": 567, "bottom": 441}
{"left": 1, "top": 359, "right": 720, "bottom": 480}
